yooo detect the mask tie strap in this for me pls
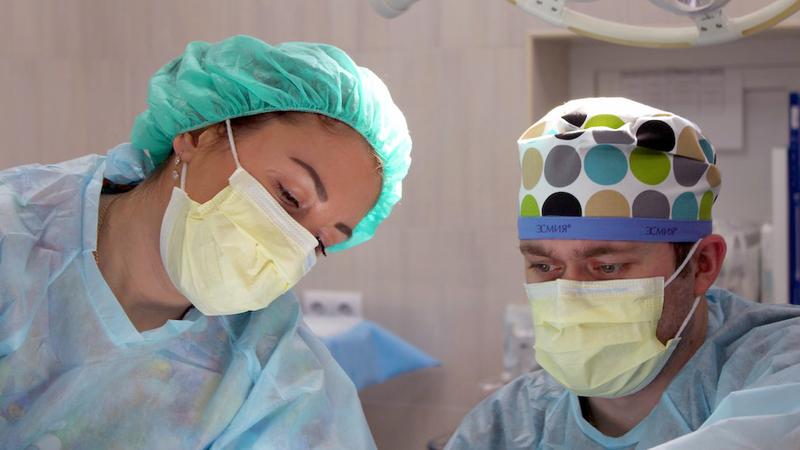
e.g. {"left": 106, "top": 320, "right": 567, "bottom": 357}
{"left": 665, "top": 239, "right": 702, "bottom": 286}
{"left": 225, "top": 119, "right": 242, "bottom": 169}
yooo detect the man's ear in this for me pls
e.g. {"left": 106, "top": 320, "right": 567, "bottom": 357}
{"left": 692, "top": 234, "right": 727, "bottom": 297}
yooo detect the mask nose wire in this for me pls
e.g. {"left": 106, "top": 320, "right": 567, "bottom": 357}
{"left": 665, "top": 239, "right": 702, "bottom": 287}
{"left": 225, "top": 119, "right": 243, "bottom": 169}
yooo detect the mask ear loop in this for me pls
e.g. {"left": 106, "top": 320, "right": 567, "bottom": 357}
{"left": 665, "top": 239, "right": 704, "bottom": 341}
{"left": 179, "top": 119, "right": 240, "bottom": 191}
{"left": 665, "top": 239, "right": 702, "bottom": 286}
{"left": 225, "top": 119, "right": 243, "bottom": 169}
{"left": 180, "top": 160, "right": 188, "bottom": 191}
{"left": 674, "top": 294, "right": 702, "bottom": 340}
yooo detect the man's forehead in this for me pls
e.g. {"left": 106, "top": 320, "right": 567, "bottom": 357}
{"left": 519, "top": 239, "right": 658, "bottom": 257}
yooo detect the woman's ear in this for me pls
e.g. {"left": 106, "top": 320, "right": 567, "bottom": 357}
{"left": 171, "top": 126, "right": 222, "bottom": 163}
{"left": 171, "top": 133, "right": 197, "bottom": 162}
{"left": 692, "top": 234, "right": 727, "bottom": 297}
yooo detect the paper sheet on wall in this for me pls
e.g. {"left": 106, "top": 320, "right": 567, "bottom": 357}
{"left": 769, "top": 147, "right": 789, "bottom": 304}
{"left": 597, "top": 68, "right": 743, "bottom": 151}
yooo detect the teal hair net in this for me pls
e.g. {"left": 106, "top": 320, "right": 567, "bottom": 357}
{"left": 131, "top": 35, "right": 412, "bottom": 252}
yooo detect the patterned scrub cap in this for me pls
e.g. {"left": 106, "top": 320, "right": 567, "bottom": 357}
{"left": 517, "top": 97, "right": 721, "bottom": 242}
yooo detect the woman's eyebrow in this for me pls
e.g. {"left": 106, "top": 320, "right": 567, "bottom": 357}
{"left": 335, "top": 223, "right": 353, "bottom": 238}
{"left": 290, "top": 157, "right": 328, "bottom": 202}
{"left": 288, "top": 157, "right": 352, "bottom": 239}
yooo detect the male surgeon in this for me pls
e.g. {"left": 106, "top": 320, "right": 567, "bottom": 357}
{"left": 446, "top": 98, "right": 800, "bottom": 449}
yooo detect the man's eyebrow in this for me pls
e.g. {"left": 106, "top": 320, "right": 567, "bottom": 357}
{"left": 519, "top": 243, "right": 551, "bottom": 257}
{"left": 518, "top": 243, "right": 641, "bottom": 258}
{"left": 577, "top": 244, "right": 639, "bottom": 259}
{"left": 290, "top": 157, "right": 327, "bottom": 202}
{"left": 335, "top": 223, "right": 353, "bottom": 238}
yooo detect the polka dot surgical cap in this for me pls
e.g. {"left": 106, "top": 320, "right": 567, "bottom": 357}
{"left": 517, "top": 97, "right": 721, "bottom": 242}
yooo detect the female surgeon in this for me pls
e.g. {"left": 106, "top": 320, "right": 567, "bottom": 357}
{"left": 0, "top": 35, "right": 411, "bottom": 449}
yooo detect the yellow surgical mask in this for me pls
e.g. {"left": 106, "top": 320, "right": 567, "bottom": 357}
{"left": 525, "top": 241, "right": 701, "bottom": 398}
{"left": 160, "top": 120, "right": 317, "bottom": 316}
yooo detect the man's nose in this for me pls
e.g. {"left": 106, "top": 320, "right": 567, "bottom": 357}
{"left": 560, "top": 266, "right": 593, "bottom": 282}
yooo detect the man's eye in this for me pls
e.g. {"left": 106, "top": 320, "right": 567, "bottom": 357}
{"left": 598, "top": 264, "right": 621, "bottom": 274}
{"left": 531, "top": 263, "right": 553, "bottom": 273}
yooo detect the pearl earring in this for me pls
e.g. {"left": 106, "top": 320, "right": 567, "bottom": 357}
{"left": 171, "top": 154, "right": 182, "bottom": 180}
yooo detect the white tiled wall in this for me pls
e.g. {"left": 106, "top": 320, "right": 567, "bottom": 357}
{"left": 2, "top": 1, "right": 798, "bottom": 449}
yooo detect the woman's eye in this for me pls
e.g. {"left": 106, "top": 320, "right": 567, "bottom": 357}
{"left": 278, "top": 183, "right": 300, "bottom": 208}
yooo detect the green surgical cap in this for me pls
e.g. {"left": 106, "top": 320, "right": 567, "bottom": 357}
{"left": 131, "top": 35, "right": 412, "bottom": 252}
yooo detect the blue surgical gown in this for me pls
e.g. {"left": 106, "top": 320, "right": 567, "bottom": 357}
{"left": 446, "top": 288, "right": 800, "bottom": 450}
{"left": 0, "top": 144, "right": 377, "bottom": 449}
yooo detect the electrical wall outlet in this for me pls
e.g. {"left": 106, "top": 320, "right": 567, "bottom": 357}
{"left": 302, "top": 290, "right": 363, "bottom": 318}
